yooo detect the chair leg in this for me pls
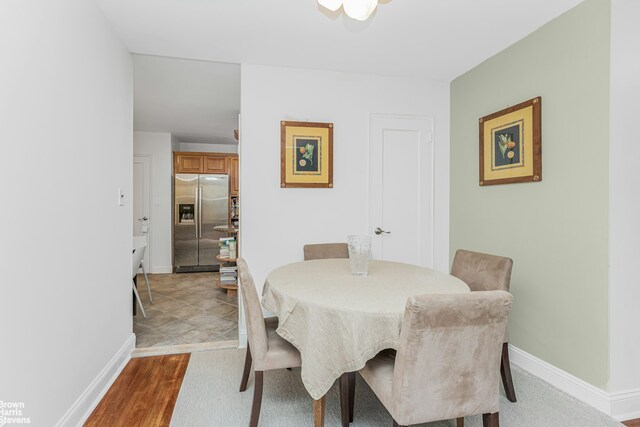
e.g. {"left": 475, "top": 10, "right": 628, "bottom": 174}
{"left": 132, "top": 280, "right": 146, "bottom": 318}
{"left": 482, "top": 412, "right": 499, "bottom": 427}
{"left": 339, "top": 373, "right": 350, "bottom": 427}
{"left": 141, "top": 261, "right": 152, "bottom": 303}
{"left": 348, "top": 372, "right": 355, "bottom": 422}
{"left": 500, "top": 343, "right": 517, "bottom": 402}
{"left": 249, "top": 371, "right": 263, "bottom": 427}
{"left": 239, "top": 345, "right": 252, "bottom": 392}
{"left": 456, "top": 417, "right": 465, "bottom": 427}
{"left": 314, "top": 397, "right": 326, "bottom": 427}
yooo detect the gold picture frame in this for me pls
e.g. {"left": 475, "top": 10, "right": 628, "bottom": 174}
{"left": 280, "top": 121, "right": 333, "bottom": 188}
{"left": 479, "top": 97, "right": 542, "bottom": 186}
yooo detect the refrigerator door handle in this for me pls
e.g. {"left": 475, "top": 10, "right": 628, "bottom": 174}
{"left": 199, "top": 185, "right": 203, "bottom": 239}
{"left": 194, "top": 186, "right": 199, "bottom": 239}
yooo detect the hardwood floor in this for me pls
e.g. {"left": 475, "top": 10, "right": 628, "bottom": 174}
{"left": 85, "top": 353, "right": 190, "bottom": 427}
{"left": 623, "top": 419, "right": 640, "bottom": 427}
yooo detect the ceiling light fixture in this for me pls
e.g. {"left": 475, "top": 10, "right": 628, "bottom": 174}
{"left": 318, "top": 0, "right": 378, "bottom": 21}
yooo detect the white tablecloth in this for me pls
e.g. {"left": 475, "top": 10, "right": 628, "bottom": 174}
{"left": 261, "top": 259, "right": 470, "bottom": 399}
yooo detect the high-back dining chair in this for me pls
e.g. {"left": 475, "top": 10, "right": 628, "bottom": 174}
{"left": 131, "top": 246, "right": 147, "bottom": 318}
{"left": 303, "top": 242, "right": 349, "bottom": 260}
{"left": 356, "top": 291, "right": 513, "bottom": 427}
{"left": 450, "top": 249, "right": 517, "bottom": 402}
{"left": 132, "top": 236, "right": 152, "bottom": 302}
{"left": 237, "top": 258, "right": 302, "bottom": 427}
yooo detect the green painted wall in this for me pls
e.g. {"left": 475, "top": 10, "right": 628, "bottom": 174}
{"left": 450, "top": 0, "right": 610, "bottom": 388}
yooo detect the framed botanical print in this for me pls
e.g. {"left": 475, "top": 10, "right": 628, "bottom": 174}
{"left": 280, "top": 121, "right": 333, "bottom": 188}
{"left": 479, "top": 97, "right": 542, "bottom": 186}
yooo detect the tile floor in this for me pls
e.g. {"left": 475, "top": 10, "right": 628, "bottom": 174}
{"left": 133, "top": 272, "right": 238, "bottom": 348}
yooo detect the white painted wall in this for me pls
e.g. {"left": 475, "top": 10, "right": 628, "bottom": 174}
{"left": 179, "top": 141, "right": 238, "bottom": 153}
{"left": 609, "top": 0, "right": 640, "bottom": 397}
{"left": 240, "top": 64, "right": 450, "bottom": 295}
{"left": 134, "top": 132, "right": 174, "bottom": 273}
{"left": 171, "top": 134, "right": 180, "bottom": 152}
{"left": 0, "top": 0, "right": 133, "bottom": 425}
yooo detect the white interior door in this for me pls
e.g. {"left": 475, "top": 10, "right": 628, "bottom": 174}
{"left": 370, "top": 115, "right": 434, "bottom": 267}
{"left": 133, "top": 155, "right": 151, "bottom": 268}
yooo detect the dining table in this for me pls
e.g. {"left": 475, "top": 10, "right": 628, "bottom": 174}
{"left": 261, "top": 258, "right": 470, "bottom": 426}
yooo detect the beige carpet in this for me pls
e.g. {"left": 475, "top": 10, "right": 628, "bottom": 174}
{"left": 169, "top": 348, "right": 623, "bottom": 427}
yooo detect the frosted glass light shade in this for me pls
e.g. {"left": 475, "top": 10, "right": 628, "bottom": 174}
{"left": 318, "top": 0, "right": 344, "bottom": 12}
{"left": 342, "top": 0, "right": 378, "bottom": 21}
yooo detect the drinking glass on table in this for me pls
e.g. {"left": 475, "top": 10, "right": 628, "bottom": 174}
{"left": 347, "top": 235, "right": 371, "bottom": 277}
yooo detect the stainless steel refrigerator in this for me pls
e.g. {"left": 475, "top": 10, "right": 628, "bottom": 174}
{"left": 174, "top": 174, "right": 229, "bottom": 272}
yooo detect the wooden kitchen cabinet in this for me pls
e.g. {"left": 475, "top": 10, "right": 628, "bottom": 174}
{"left": 174, "top": 153, "right": 204, "bottom": 173}
{"left": 203, "top": 155, "right": 228, "bottom": 174}
{"left": 174, "top": 152, "right": 234, "bottom": 175}
{"left": 230, "top": 156, "right": 239, "bottom": 196}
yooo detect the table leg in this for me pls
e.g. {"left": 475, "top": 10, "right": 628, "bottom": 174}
{"left": 313, "top": 396, "right": 326, "bottom": 427}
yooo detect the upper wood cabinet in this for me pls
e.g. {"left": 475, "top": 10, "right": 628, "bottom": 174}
{"left": 175, "top": 153, "right": 204, "bottom": 174}
{"left": 174, "top": 152, "right": 238, "bottom": 190}
{"left": 174, "top": 152, "right": 233, "bottom": 174}
{"left": 203, "top": 155, "right": 228, "bottom": 174}
{"left": 230, "top": 156, "right": 239, "bottom": 196}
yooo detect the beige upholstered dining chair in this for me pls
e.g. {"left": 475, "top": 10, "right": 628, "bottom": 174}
{"left": 237, "top": 258, "right": 302, "bottom": 427}
{"left": 450, "top": 249, "right": 517, "bottom": 402}
{"left": 303, "top": 242, "right": 349, "bottom": 260}
{"left": 355, "top": 291, "right": 512, "bottom": 427}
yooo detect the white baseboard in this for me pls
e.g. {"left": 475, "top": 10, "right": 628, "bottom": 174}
{"left": 55, "top": 334, "right": 135, "bottom": 427}
{"left": 610, "top": 389, "right": 640, "bottom": 421}
{"left": 509, "top": 344, "right": 640, "bottom": 421}
{"left": 150, "top": 265, "right": 172, "bottom": 274}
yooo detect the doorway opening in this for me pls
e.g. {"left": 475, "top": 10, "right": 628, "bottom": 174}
{"left": 131, "top": 54, "right": 241, "bottom": 353}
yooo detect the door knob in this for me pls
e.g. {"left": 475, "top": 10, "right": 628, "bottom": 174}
{"left": 374, "top": 227, "right": 390, "bottom": 235}
{"left": 138, "top": 217, "right": 149, "bottom": 221}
